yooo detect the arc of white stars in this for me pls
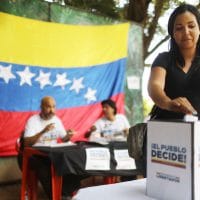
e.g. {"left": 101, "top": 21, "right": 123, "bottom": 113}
{"left": 16, "top": 66, "right": 35, "bottom": 86}
{"left": 0, "top": 64, "right": 16, "bottom": 83}
{"left": 69, "top": 77, "right": 85, "bottom": 94}
{"left": 35, "top": 70, "right": 52, "bottom": 89}
{"left": 84, "top": 87, "right": 97, "bottom": 103}
{"left": 54, "top": 73, "right": 71, "bottom": 90}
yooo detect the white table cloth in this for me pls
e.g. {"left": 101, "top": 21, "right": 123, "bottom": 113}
{"left": 73, "top": 179, "right": 157, "bottom": 200}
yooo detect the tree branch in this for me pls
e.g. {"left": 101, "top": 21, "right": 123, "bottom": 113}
{"left": 127, "top": 0, "right": 151, "bottom": 22}
{"left": 143, "top": 0, "right": 166, "bottom": 58}
{"left": 146, "top": 35, "right": 170, "bottom": 58}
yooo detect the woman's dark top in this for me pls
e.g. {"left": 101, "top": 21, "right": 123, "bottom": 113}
{"left": 151, "top": 52, "right": 200, "bottom": 120}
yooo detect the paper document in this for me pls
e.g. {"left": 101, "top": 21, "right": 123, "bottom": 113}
{"left": 114, "top": 149, "right": 136, "bottom": 170}
{"left": 85, "top": 148, "right": 110, "bottom": 170}
{"left": 33, "top": 141, "right": 76, "bottom": 147}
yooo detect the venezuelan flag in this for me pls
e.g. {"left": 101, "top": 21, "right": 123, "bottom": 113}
{"left": 0, "top": 12, "right": 130, "bottom": 156}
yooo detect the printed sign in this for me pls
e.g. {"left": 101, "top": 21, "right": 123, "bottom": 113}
{"left": 114, "top": 149, "right": 136, "bottom": 170}
{"left": 151, "top": 143, "right": 187, "bottom": 168}
{"left": 85, "top": 148, "right": 110, "bottom": 170}
{"left": 127, "top": 76, "right": 140, "bottom": 90}
{"left": 147, "top": 121, "right": 192, "bottom": 200}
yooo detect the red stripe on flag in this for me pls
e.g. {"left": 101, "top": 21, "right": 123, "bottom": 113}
{"left": 0, "top": 93, "right": 124, "bottom": 156}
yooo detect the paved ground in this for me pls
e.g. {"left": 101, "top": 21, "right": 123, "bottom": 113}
{"left": 0, "top": 181, "right": 48, "bottom": 200}
{"left": 0, "top": 176, "right": 110, "bottom": 200}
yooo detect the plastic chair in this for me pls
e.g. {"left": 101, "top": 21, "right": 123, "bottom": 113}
{"left": 15, "top": 135, "right": 38, "bottom": 200}
{"left": 104, "top": 176, "right": 118, "bottom": 184}
{"left": 20, "top": 146, "right": 63, "bottom": 200}
{"left": 92, "top": 176, "right": 118, "bottom": 185}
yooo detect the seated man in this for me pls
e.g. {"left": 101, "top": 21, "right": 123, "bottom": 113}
{"left": 88, "top": 99, "right": 130, "bottom": 141}
{"left": 23, "top": 96, "right": 81, "bottom": 200}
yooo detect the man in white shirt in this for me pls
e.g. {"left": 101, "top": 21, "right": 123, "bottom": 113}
{"left": 23, "top": 96, "right": 79, "bottom": 200}
{"left": 24, "top": 96, "right": 72, "bottom": 146}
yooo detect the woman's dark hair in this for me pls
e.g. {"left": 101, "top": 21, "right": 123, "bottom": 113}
{"left": 168, "top": 4, "right": 200, "bottom": 67}
{"left": 101, "top": 99, "right": 117, "bottom": 115}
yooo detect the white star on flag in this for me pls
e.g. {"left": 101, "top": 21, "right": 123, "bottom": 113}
{"left": 54, "top": 73, "right": 71, "bottom": 90}
{"left": 35, "top": 70, "right": 52, "bottom": 89}
{"left": 0, "top": 64, "right": 16, "bottom": 84}
{"left": 84, "top": 87, "right": 97, "bottom": 103}
{"left": 70, "top": 77, "right": 85, "bottom": 94}
{"left": 16, "top": 67, "right": 35, "bottom": 86}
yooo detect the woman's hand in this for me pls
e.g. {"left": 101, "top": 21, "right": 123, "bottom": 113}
{"left": 168, "top": 97, "right": 196, "bottom": 114}
{"left": 85, "top": 126, "right": 96, "bottom": 138}
{"left": 62, "top": 129, "right": 76, "bottom": 142}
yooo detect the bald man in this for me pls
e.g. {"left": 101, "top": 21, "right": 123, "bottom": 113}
{"left": 23, "top": 96, "right": 80, "bottom": 200}
{"left": 24, "top": 96, "right": 71, "bottom": 146}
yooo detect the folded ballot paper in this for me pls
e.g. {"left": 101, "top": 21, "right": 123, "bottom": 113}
{"left": 184, "top": 114, "right": 198, "bottom": 122}
{"left": 33, "top": 141, "right": 76, "bottom": 148}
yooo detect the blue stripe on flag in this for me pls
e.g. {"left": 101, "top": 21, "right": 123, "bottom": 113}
{"left": 0, "top": 58, "right": 126, "bottom": 111}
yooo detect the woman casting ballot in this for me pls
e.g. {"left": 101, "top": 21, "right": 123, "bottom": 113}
{"left": 148, "top": 3, "right": 200, "bottom": 120}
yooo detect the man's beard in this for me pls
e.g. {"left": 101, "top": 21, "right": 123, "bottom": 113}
{"left": 41, "top": 112, "right": 55, "bottom": 120}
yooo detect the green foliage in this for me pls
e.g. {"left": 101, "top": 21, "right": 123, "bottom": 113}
{"left": 0, "top": 0, "right": 48, "bottom": 20}
{"left": 51, "top": 3, "right": 116, "bottom": 24}
{"left": 64, "top": 0, "right": 120, "bottom": 18}
{"left": 143, "top": 98, "right": 153, "bottom": 118}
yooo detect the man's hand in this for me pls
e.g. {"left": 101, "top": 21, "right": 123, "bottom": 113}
{"left": 41, "top": 123, "right": 55, "bottom": 134}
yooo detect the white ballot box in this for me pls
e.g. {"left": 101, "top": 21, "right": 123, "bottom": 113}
{"left": 146, "top": 120, "right": 200, "bottom": 200}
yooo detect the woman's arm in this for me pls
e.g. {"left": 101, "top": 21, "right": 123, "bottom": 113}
{"left": 148, "top": 67, "right": 196, "bottom": 114}
{"left": 148, "top": 67, "right": 171, "bottom": 110}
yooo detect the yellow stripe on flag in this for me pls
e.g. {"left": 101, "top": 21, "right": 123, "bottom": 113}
{"left": 0, "top": 12, "right": 129, "bottom": 67}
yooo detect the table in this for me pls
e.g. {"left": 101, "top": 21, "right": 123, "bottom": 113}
{"left": 73, "top": 179, "right": 156, "bottom": 200}
{"left": 34, "top": 141, "right": 139, "bottom": 177}
{"left": 21, "top": 141, "right": 138, "bottom": 200}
